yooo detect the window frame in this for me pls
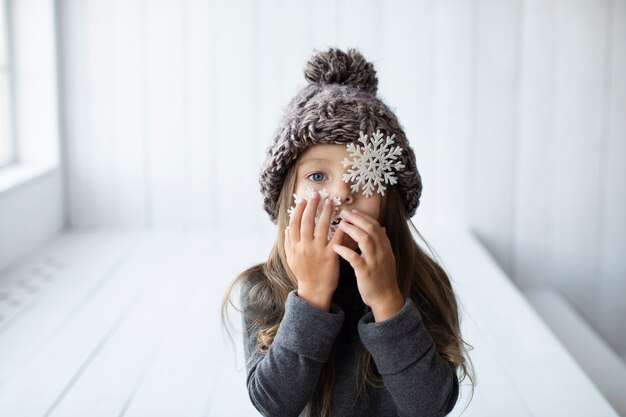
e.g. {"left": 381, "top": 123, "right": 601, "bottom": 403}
{"left": 0, "top": 0, "right": 16, "bottom": 170}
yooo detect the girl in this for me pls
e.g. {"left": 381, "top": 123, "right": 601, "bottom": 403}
{"left": 222, "top": 47, "right": 475, "bottom": 417}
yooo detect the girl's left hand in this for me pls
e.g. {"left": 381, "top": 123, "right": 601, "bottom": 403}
{"left": 332, "top": 209, "right": 403, "bottom": 314}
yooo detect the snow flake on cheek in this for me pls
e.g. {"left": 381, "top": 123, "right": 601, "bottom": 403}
{"left": 287, "top": 187, "right": 343, "bottom": 241}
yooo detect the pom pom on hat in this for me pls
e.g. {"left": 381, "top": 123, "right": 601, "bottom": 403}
{"left": 304, "top": 47, "right": 378, "bottom": 95}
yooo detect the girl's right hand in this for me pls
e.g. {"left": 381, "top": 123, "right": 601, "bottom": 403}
{"left": 284, "top": 192, "right": 346, "bottom": 311}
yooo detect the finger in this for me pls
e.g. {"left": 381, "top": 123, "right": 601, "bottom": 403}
{"left": 340, "top": 209, "right": 381, "bottom": 236}
{"left": 314, "top": 198, "right": 332, "bottom": 242}
{"left": 301, "top": 192, "right": 320, "bottom": 241}
{"left": 341, "top": 210, "right": 386, "bottom": 250}
{"left": 329, "top": 221, "right": 346, "bottom": 247}
{"left": 332, "top": 241, "right": 365, "bottom": 269}
{"left": 284, "top": 226, "right": 291, "bottom": 262}
{"left": 337, "top": 219, "right": 377, "bottom": 257}
{"left": 289, "top": 198, "right": 306, "bottom": 242}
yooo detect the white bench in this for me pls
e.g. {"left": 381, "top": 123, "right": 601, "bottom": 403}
{"left": 0, "top": 226, "right": 620, "bottom": 416}
{"left": 525, "top": 288, "right": 626, "bottom": 416}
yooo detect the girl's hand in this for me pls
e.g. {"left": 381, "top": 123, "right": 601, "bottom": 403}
{"left": 332, "top": 210, "right": 404, "bottom": 321}
{"left": 284, "top": 192, "right": 346, "bottom": 311}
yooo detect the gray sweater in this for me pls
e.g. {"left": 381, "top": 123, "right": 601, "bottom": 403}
{"left": 241, "top": 258, "right": 459, "bottom": 416}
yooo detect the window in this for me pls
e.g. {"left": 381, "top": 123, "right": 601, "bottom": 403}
{"left": 0, "top": 0, "right": 13, "bottom": 169}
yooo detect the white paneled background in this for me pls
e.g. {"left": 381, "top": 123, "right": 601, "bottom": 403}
{"left": 57, "top": 0, "right": 626, "bottom": 363}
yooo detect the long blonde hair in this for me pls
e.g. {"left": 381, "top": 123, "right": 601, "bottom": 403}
{"left": 221, "top": 160, "right": 476, "bottom": 416}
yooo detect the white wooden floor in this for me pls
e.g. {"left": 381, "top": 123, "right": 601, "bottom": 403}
{"left": 0, "top": 226, "right": 619, "bottom": 417}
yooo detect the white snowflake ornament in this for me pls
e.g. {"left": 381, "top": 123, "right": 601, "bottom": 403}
{"left": 341, "top": 129, "right": 405, "bottom": 197}
{"left": 287, "top": 187, "right": 343, "bottom": 241}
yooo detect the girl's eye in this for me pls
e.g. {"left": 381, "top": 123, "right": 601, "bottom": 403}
{"left": 307, "top": 172, "right": 326, "bottom": 182}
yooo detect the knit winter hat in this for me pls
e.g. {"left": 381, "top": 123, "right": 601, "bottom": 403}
{"left": 259, "top": 47, "right": 422, "bottom": 224}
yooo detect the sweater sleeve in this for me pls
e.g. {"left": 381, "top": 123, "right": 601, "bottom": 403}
{"left": 241, "top": 286, "right": 345, "bottom": 417}
{"left": 357, "top": 297, "right": 460, "bottom": 417}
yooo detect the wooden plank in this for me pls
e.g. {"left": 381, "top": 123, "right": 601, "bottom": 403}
{"left": 470, "top": 0, "right": 520, "bottom": 275}
{"left": 0, "top": 228, "right": 620, "bottom": 415}
{"left": 381, "top": 0, "right": 436, "bottom": 223}
{"left": 47, "top": 233, "right": 199, "bottom": 416}
{"left": 596, "top": 0, "right": 626, "bottom": 359}
{"left": 448, "top": 295, "right": 532, "bottom": 416}
{"left": 274, "top": 0, "right": 313, "bottom": 114}
{"left": 432, "top": 0, "right": 473, "bottom": 228}
{"left": 257, "top": 0, "right": 291, "bottom": 236}
{"left": 513, "top": 0, "right": 556, "bottom": 291}
{"left": 145, "top": 0, "right": 186, "bottom": 228}
{"left": 551, "top": 0, "right": 608, "bottom": 319}
{"left": 111, "top": 0, "right": 148, "bottom": 227}
{"left": 61, "top": 0, "right": 93, "bottom": 227}
{"left": 206, "top": 231, "right": 267, "bottom": 417}
{"left": 60, "top": 0, "right": 114, "bottom": 226}
{"left": 0, "top": 232, "right": 181, "bottom": 417}
{"left": 418, "top": 222, "right": 619, "bottom": 416}
{"left": 214, "top": 0, "right": 258, "bottom": 232}
{"left": 124, "top": 233, "right": 258, "bottom": 416}
{"left": 122, "top": 270, "right": 225, "bottom": 416}
{"left": 85, "top": 0, "right": 116, "bottom": 226}
{"left": 185, "top": 0, "right": 216, "bottom": 229}
{"left": 205, "top": 342, "right": 261, "bottom": 417}
{"left": 0, "top": 231, "right": 143, "bottom": 387}
{"left": 311, "top": 0, "right": 338, "bottom": 51}
{"left": 337, "top": 0, "right": 383, "bottom": 57}
{"left": 63, "top": 0, "right": 147, "bottom": 227}
{"left": 525, "top": 289, "right": 626, "bottom": 415}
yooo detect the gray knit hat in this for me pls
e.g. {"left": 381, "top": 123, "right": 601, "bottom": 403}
{"left": 259, "top": 47, "right": 422, "bottom": 224}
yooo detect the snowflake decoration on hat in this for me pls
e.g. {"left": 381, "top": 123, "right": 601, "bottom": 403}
{"left": 341, "top": 129, "right": 405, "bottom": 197}
{"left": 287, "top": 187, "right": 342, "bottom": 241}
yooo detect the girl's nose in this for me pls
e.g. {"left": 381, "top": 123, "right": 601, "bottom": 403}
{"left": 342, "top": 194, "right": 354, "bottom": 205}
{"left": 335, "top": 180, "right": 354, "bottom": 205}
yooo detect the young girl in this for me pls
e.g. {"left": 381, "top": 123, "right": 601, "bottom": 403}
{"left": 222, "top": 47, "right": 475, "bottom": 417}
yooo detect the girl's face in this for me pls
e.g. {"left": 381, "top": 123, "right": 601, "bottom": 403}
{"left": 294, "top": 143, "right": 382, "bottom": 251}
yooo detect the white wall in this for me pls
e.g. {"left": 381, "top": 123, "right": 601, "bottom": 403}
{"left": 57, "top": 0, "right": 626, "bottom": 359}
